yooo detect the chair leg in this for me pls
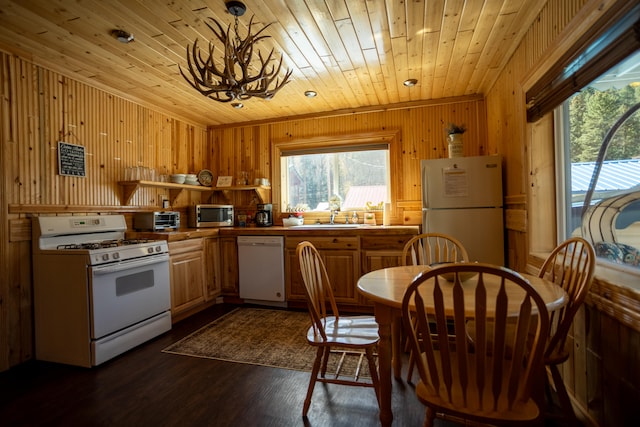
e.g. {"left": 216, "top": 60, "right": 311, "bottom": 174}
{"left": 365, "top": 347, "right": 381, "bottom": 407}
{"left": 423, "top": 407, "right": 436, "bottom": 427}
{"left": 549, "top": 364, "right": 580, "bottom": 427}
{"left": 406, "top": 349, "right": 415, "bottom": 383}
{"left": 303, "top": 347, "right": 324, "bottom": 417}
{"left": 320, "top": 346, "right": 330, "bottom": 378}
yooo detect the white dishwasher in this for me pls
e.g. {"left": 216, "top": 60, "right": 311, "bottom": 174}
{"left": 237, "top": 235, "right": 286, "bottom": 307}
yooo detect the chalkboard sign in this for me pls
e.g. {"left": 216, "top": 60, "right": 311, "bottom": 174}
{"left": 58, "top": 141, "right": 86, "bottom": 177}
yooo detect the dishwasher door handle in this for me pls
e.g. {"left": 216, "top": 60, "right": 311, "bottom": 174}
{"left": 240, "top": 242, "right": 279, "bottom": 247}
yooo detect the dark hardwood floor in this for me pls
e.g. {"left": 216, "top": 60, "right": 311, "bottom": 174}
{"left": 0, "top": 303, "right": 572, "bottom": 427}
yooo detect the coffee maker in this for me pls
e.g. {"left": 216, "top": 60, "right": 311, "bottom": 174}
{"left": 255, "top": 203, "right": 273, "bottom": 227}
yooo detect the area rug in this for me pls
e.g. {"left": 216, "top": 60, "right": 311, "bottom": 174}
{"left": 162, "top": 307, "right": 373, "bottom": 376}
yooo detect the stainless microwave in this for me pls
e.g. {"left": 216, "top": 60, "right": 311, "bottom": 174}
{"left": 189, "top": 204, "right": 234, "bottom": 228}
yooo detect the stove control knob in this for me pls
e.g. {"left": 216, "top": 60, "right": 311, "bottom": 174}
{"left": 155, "top": 246, "right": 162, "bottom": 253}
{"left": 113, "top": 252, "right": 120, "bottom": 260}
{"left": 102, "top": 254, "right": 110, "bottom": 261}
{"left": 147, "top": 247, "right": 154, "bottom": 254}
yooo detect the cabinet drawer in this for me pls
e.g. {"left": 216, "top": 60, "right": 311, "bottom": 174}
{"left": 285, "top": 236, "right": 359, "bottom": 250}
{"left": 360, "top": 235, "right": 414, "bottom": 251}
{"left": 168, "top": 238, "right": 203, "bottom": 255}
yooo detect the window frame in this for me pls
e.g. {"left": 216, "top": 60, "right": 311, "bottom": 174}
{"left": 556, "top": 84, "right": 640, "bottom": 272}
{"left": 271, "top": 130, "right": 402, "bottom": 215}
{"left": 280, "top": 145, "right": 391, "bottom": 212}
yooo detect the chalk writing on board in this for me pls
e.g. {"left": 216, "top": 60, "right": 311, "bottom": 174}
{"left": 58, "top": 142, "right": 86, "bottom": 177}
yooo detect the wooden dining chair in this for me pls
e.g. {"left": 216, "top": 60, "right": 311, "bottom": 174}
{"left": 538, "top": 237, "right": 595, "bottom": 426}
{"left": 401, "top": 232, "right": 469, "bottom": 267}
{"left": 296, "top": 241, "right": 381, "bottom": 418}
{"left": 402, "top": 263, "right": 550, "bottom": 427}
{"left": 402, "top": 233, "right": 470, "bottom": 382}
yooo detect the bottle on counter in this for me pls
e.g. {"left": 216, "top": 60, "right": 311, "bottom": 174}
{"left": 351, "top": 211, "right": 359, "bottom": 224}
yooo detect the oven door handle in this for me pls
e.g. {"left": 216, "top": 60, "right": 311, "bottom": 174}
{"left": 91, "top": 253, "right": 169, "bottom": 275}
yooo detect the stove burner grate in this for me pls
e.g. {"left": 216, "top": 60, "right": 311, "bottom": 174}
{"left": 56, "top": 243, "right": 103, "bottom": 250}
{"left": 55, "top": 239, "right": 154, "bottom": 250}
{"left": 121, "top": 238, "right": 153, "bottom": 245}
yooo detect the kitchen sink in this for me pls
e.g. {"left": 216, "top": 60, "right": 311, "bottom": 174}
{"left": 290, "top": 224, "right": 363, "bottom": 229}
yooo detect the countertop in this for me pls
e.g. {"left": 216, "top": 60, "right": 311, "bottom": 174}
{"left": 127, "top": 225, "right": 420, "bottom": 241}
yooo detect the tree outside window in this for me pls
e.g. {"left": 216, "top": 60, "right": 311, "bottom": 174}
{"left": 282, "top": 149, "right": 389, "bottom": 212}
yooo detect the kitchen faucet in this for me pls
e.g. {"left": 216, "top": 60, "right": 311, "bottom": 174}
{"left": 330, "top": 210, "right": 339, "bottom": 224}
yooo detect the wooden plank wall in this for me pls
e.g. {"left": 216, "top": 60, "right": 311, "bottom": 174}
{"left": 209, "top": 96, "right": 492, "bottom": 216}
{"left": 2, "top": 53, "right": 208, "bottom": 210}
{"left": 0, "top": 51, "right": 208, "bottom": 371}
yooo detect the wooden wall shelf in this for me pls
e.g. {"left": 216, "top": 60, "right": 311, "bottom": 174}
{"left": 117, "top": 180, "right": 270, "bottom": 205}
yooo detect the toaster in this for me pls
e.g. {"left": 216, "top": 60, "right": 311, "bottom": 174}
{"left": 133, "top": 211, "right": 180, "bottom": 231}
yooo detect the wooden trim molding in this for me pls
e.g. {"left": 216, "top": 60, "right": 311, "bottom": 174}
{"left": 8, "top": 204, "right": 159, "bottom": 214}
{"left": 505, "top": 209, "right": 527, "bottom": 232}
{"left": 505, "top": 194, "right": 527, "bottom": 206}
{"left": 271, "top": 129, "right": 402, "bottom": 220}
{"left": 588, "top": 278, "right": 640, "bottom": 332}
{"left": 8, "top": 219, "right": 31, "bottom": 242}
{"left": 210, "top": 95, "right": 484, "bottom": 130}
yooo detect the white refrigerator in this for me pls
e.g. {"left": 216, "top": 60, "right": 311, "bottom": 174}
{"left": 421, "top": 155, "right": 505, "bottom": 265}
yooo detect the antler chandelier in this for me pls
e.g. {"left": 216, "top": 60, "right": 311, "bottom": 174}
{"left": 180, "top": 1, "right": 292, "bottom": 105}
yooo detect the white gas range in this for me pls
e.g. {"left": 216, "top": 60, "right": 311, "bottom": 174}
{"left": 32, "top": 215, "right": 171, "bottom": 367}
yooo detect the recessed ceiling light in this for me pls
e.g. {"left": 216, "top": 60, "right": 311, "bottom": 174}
{"left": 111, "top": 29, "right": 134, "bottom": 44}
{"left": 231, "top": 102, "right": 243, "bottom": 109}
{"left": 304, "top": 90, "right": 317, "bottom": 98}
{"left": 403, "top": 78, "right": 418, "bottom": 87}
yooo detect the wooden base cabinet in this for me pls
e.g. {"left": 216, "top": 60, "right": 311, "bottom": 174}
{"left": 168, "top": 236, "right": 221, "bottom": 322}
{"left": 360, "top": 235, "right": 413, "bottom": 306}
{"left": 203, "top": 237, "right": 221, "bottom": 301}
{"left": 168, "top": 239, "right": 206, "bottom": 318}
{"left": 219, "top": 236, "right": 239, "bottom": 296}
{"left": 285, "top": 236, "right": 360, "bottom": 305}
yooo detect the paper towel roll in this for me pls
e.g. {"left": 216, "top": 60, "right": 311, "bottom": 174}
{"left": 383, "top": 203, "right": 391, "bottom": 226}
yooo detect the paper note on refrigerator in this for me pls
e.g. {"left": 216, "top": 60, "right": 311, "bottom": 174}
{"left": 442, "top": 168, "right": 469, "bottom": 197}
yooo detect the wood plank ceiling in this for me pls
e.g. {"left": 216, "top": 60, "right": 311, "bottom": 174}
{"left": 0, "top": 0, "right": 546, "bottom": 126}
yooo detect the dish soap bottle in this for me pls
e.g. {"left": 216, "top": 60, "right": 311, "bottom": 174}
{"left": 351, "top": 211, "right": 359, "bottom": 224}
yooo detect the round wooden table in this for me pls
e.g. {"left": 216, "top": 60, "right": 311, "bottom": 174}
{"left": 357, "top": 265, "right": 567, "bottom": 427}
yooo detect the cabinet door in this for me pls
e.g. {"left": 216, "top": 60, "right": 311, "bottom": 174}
{"left": 322, "top": 249, "right": 360, "bottom": 304}
{"left": 220, "top": 236, "right": 239, "bottom": 295}
{"left": 203, "top": 237, "right": 221, "bottom": 301}
{"left": 360, "top": 250, "right": 403, "bottom": 306}
{"left": 285, "top": 242, "right": 360, "bottom": 305}
{"left": 168, "top": 239, "right": 205, "bottom": 316}
{"left": 360, "top": 235, "right": 412, "bottom": 306}
{"left": 361, "top": 250, "right": 403, "bottom": 274}
{"left": 285, "top": 247, "right": 305, "bottom": 301}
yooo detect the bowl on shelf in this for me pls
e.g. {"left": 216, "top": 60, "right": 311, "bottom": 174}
{"left": 184, "top": 173, "right": 199, "bottom": 185}
{"left": 170, "top": 174, "right": 186, "bottom": 184}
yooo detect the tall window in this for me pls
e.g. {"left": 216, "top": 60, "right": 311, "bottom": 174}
{"left": 280, "top": 146, "right": 390, "bottom": 212}
{"left": 558, "top": 50, "right": 640, "bottom": 268}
